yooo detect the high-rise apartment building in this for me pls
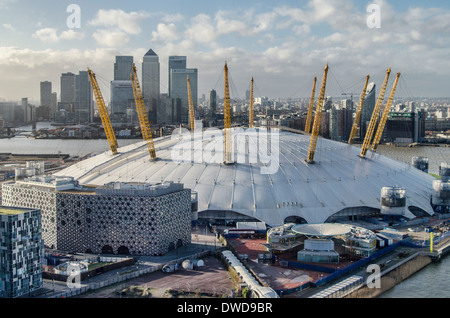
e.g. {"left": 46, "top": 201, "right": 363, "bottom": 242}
{"left": 40, "top": 81, "right": 52, "bottom": 108}
{"left": 110, "top": 81, "right": 135, "bottom": 122}
{"left": 111, "top": 56, "right": 135, "bottom": 122}
{"left": 209, "top": 89, "right": 217, "bottom": 120}
{"left": 75, "top": 71, "right": 93, "bottom": 123}
{"left": 38, "top": 81, "right": 52, "bottom": 120}
{"left": 60, "top": 72, "right": 76, "bottom": 104}
{"left": 57, "top": 71, "right": 93, "bottom": 123}
{"left": 329, "top": 105, "right": 353, "bottom": 142}
{"left": 142, "top": 49, "right": 160, "bottom": 119}
{"left": 0, "top": 206, "right": 43, "bottom": 298}
{"left": 0, "top": 102, "right": 17, "bottom": 123}
{"left": 360, "top": 82, "right": 376, "bottom": 140}
{"left": 21, "top": 98, "right": 27, "bottom": 122}
{"left": 21, "top": 98, "right": 33, "bottom": 123}
{"left": 59, "top": 72, "right": 76, "bottom": 117}
{"left": 51, "top": 92, "right": 57, "bottom": 113}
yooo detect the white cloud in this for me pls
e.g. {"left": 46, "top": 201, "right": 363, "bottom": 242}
{"left": 32, "top": 28, "right": 84, "bottom": 43}
{"left": 89, "top": 9, "right": 149, "bottom": 47}
{"left": 60, "top": 30, "right": 85, "bottom": 41}
{"left": 0, "top": 0, "right": 16, "bottom": 9}
{"left": 161, "top": 13, "right": 184, "bottom": 23}
{"left": 2, "top": 23, "right": 15, "bottom": 31}
{"left": 92, "top": 30, "right": 129, "bottom": 47}
{"left": 0, "top": 46, "right": 121, "bottom": 101}
{"left": 292, "top": 24, "right": 311, "bottom": 36}
{"left": 152, "top": 23, "right": 179, "bottom": 42}
{"left": 307, "top": 0, "right": 338, "bottom": 22}
{"left": 184, "top": 14, "right": 217, "bottom": 44}
{"left": 4, "top": 1, "right": 450, "bottom": 100}
{"left": 89, "top": 9, "right": 149, "bottom": 35}
{"left": 215, "top": 11, "right": 249, "bottom": 36}
{"left": 252, "top": 12, "right": 277, "bottom": 34}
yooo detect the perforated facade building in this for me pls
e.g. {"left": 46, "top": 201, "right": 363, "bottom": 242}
{"left": 2, "top": 178, "right": 191, "bottom": 256}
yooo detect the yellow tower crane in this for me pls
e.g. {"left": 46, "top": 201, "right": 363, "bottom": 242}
{"left": 304, "top": 76, "right": 317, "bottom": 134}
{"left": 307, "top": 64, "right": 329, "bottom": 164}
{"left": 187, "top": 75, "right": 195, "bottom": 131}
{"left": 224, "top": 62, "right": 233, "bottom": 165}
{"left": 130, "top": 64, "right": 157, "bottom": 161}
{"left": 348, "top": 75, "right": 370, "bottom": 145}
{"left": 359, "top": 68, "right": 391, "bottom": 158}
{"left": 371, "top": 72, "right": 401, "bottom": 152}
{"left": 249, "top": 77, "right": 254, "bottom": 128}
{"left": 87, "top": 68, "right": 118, "bottom": 155}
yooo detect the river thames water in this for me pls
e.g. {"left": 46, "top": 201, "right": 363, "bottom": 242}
{"left": 2, "top": 123, "right": 450, "bottom": 297}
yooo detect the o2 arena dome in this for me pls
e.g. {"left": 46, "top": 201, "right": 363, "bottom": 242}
{"left": 54, "top": 128, "right": 435, "bottom": 227}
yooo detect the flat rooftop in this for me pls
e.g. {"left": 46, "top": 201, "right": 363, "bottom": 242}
{"left": 0, "top": 206, "right": 37, "bottom": 215}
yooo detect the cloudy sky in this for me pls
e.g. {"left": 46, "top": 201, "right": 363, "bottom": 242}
{"left": 1, "top": 0, "right": 450, "bottom": 104}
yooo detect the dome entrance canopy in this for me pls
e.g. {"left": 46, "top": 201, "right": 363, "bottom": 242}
{"left": 292, "top": 223, "right": 351, "bottom": 238}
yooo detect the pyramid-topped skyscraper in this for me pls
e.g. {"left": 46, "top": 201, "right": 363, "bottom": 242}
{"left": 142, "top": 49, "right": 160, "bottom": 119}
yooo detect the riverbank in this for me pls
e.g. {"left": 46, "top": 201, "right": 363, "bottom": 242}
{"left": 345, "top": 233, "right": 450, "bottom": 298}
{"left": 345, "top": 254, "right": 432, "bottom": 298}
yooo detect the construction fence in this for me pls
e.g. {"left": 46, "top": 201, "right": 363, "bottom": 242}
{"left": 47, "top": 250, "right": 213, "bottom": 298}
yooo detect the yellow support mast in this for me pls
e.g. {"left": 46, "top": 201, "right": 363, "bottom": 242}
{"left": 130, "top": 64, "right": 157, "bottom": 161}
{"left": 87, "top": 68, "right": 118, "bottom": 155}
{"left": 359, "top": 68, "right": 391, "bottom": 158}
{"left": 187, "top": 75, "right": 195, "bottom": 131}
{"left": 304, "top": 76, "right": 317, "bottom": 134}
{"left": 371, "top": 72, "right": 401, "bottom": 152}
{"left": 224, "top": 62, "right": 233, "bottom": 165}
{"left": 307, "top": 64, "right": 329, "bottom": 164}
{"left": 348, "top": 75, "right": 370, "bottom": 145}
{"left": 249, "top": 77, "right": 254, "bottom": 128}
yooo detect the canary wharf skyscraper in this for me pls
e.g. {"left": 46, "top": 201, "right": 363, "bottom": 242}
{"left": 114, "top": 56, "right": 133, "bottom": 81}
{"left": 168, "top": 56, "right": 187, "bottom": 97}
{"left": 142, "top": 49, "right": 160, "bottom": 118}
{"left": 170, "top": 68, "right": 198, "bottom": 124}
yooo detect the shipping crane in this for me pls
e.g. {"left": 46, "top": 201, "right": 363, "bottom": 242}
{"left": 307, "top": 64, "right": 329, "bottom": 164}
{"left": 304, "top": 76, "right": 317, "bottom": 134}
{"left": 359, "top": 68, "right": 391, "bottom": 158}
{"left": 87, "top": 68, "right": 118, "bottom": 155}
{"left": 130, "top": 64, "right": 157, "bottom": 161}
{"left": 187, "top": 75, "right": 195, "bottom": 131}
{"left": 348, "top": 75, "right": 370, "bottom": 145}
{"left": 249, "top": 77, "right": 254, "bottom": 128}
{"left": 371, "top": 72, "right": 401, "bottom": 152}
{"left": 224, "top": 62, "right": 233, "bottom": 165}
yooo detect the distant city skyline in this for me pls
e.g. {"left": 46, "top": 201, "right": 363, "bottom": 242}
{"left": 1, "top": 0, "right": 450, "bottom": 104}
